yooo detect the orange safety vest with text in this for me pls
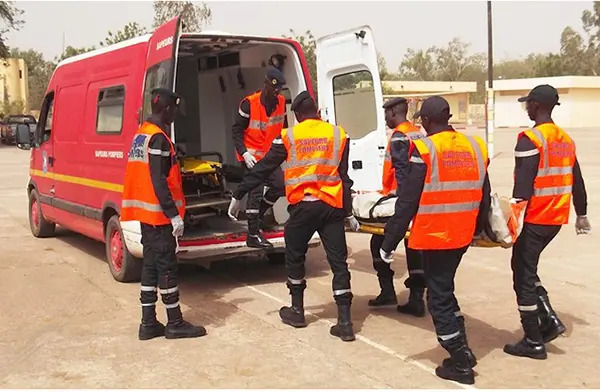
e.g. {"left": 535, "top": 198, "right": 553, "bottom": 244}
{"left": 381, "top": 122, "right": 425, "bottom": 195}
{"left": 408, "top": 131, "right": 488, "bottom": 250}
{"left": 121, "top": 122, "right": 186, "bottom": 225}
{"left": 518, "top": 123, "right": 575, "bottom": 225}
{"left": 236, "top": 91, "right": 286, "bottom": 162}
{"left": 281, "top": 119, "right": 347, "bottom": 209}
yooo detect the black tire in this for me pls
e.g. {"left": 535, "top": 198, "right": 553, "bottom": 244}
{"left": 267, "top": 252, "right": 286, "bottom": 265}
{"left": 105, "top": 215, "right": 142, "bottom": 282}
{"left": 28, "top": 188, "right": 56, "bottom": 238}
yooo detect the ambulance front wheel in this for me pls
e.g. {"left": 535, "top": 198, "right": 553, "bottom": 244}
{"left": 105, "top": 215, "right": 142, "bottom": 283}
{"left": 28, "top": 188, "right": 56, "bottom": 238}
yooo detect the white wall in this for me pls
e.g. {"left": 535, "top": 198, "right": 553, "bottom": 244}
{"left": 568, "top": 88, "right": 600, "bottom": 128}
{"left": 494, "top": 89, "right": 574, "bottom": 128}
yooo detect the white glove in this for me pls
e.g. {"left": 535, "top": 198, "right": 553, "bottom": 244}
{"left": 575, "top": 215, "right": 591, "bottom": 235}
{"left": 379, "top": 248, "right": 394, "bottom": 264}
{"left": 228, "top": 197, "right": 242, "bottom": 221}
{"left": 242, "top": 152, "right": 257, "bottom": 169}
{"left": 170, "top": 215, "right": 184, "bottom": 237}
{"left": 345, "top": 216, "right": 360, "bottom": 232}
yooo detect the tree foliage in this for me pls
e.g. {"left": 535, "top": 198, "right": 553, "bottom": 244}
{"left": 283, "top": 29, "right": 317, "bottom": 98}
{"left": 9, "top": 48, "right": 53, "bottom": 110}
{"left": 0, "top": 1, "right": 23, "bottom": 58}
{"left": 100, "top": 22, "right": 148, "bottom": 47}
{"left": 153, "top": 0, "right": 211, "bottom": 33}
{"left": 55, "top": 45, "right": 96, "bottom": 63}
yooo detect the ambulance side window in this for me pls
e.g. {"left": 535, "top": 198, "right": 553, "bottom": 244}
{"left": 332, "top": 70, "right": 377, "bottom": 139}
{"left": 96, "top": 85, "right": 125, "bottom": 134}
{"left": 37, "top": 92, "right": 54, "bottom": 145}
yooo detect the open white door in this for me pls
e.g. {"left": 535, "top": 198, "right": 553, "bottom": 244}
{"left": 316, "top": 26, "right": 386, "bottom": 192}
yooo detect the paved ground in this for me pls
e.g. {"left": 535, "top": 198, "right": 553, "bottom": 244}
{"left": 0, "top": 127, "right": 598, "bottom": 388}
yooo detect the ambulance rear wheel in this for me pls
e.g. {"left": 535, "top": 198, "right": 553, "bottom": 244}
{"left": 28, "top": 188, "right": 55, "bottom": 238}
{"left": 105, "top": 215, "right": 142, "bottom": 283}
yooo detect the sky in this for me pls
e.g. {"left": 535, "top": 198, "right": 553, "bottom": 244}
{"left": 5, "top": 0, "right": 593, "bottom": 70}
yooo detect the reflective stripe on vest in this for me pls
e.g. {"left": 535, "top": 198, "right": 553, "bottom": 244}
{"left": 120, "top": 122, "right": 186, "bottom": 225}
{"left": 417, "top": 135, "right": 485, "bottom": 215}
{"left": 281, "top": 121, "right": 346, "bottom": 208}
{"left": 521, "top": 125, "right": 575, "bottom": 225}
{"left": 408, "top": 132, "right": 487, "bottom": 250}
{"left": 381, "top": 123, "right": 425, "bottom": 195}
{"left": 282, "top": 125, "right": 342, "bottom": 174}
{"left": 237, "top": 92, "right": 286, "bottom": 162}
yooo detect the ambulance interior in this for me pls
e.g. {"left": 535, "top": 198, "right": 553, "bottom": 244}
{"left": 171, "top": 35, "right": 309, "bottom": 236}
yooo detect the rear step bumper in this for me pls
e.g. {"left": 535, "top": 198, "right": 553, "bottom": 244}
{"left": 121, "top": 220, "right": 320, "bottom": 261}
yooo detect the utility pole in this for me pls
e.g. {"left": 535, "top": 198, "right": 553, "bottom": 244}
{"left": 486, "top": 0, "right": 494, "bottom": 158}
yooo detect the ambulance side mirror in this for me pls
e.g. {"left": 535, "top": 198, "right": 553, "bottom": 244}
{"left": 15, "top": 124, "right": 31, "bottom": 150}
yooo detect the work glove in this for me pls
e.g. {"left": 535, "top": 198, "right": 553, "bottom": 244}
{"left": 507, "top": 198, "right": 527, "bottom": 242}
{"left": 379, "top": 248, "right": 394, "bottom": 264}
{"left": 228, "top": 197, "right": 242, "bottom": 221}
{"left": 242, "top": 152, "right": 257, "bottom": 169}
{"left": 575, "top": 215, "right": 591, "bottom": 235}
{"left": 345, "top": 215, "right": 360, "bottom": 232}
{"left": 170, "top": 215, "right": 184, "bottom": 238}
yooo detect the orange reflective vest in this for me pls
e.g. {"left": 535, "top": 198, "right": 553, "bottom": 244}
{"left": 408, "top": 131, "right": 488, "bottom": 250}
{"left": 518, "top": 123, "right": 575, "bottom": 225}
{"left": 121, "top": 122, "right": 185, "bottom": 225}
{"left": 281, "top": 119, "right": 348, "bottom": 209}
{"left": 236, "top": 91, "right": 286, "bottom": 162}
{"left": 381, "top": 122, "right": 425, "bottom": 195}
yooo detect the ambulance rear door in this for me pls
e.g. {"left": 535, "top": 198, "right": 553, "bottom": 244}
{"left": 316, "top": 26, "right": 386, "bottom": 192}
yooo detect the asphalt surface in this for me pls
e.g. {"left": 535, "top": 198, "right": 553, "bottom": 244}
{"left": 0, "top": 127, "right": 598, "bottom": 388}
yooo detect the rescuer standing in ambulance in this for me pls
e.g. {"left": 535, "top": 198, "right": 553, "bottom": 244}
{"left": 380, "top": 96, "right": 491, "bottom": 385}
{"left": 121, "top": 88, "right": 206, "bottom": 341}
{"left": 504, "top": 85, "right": 590, "bottom": 359}
{"left": 232, "top": 67, "right": 288, "bottom": 249}
{"left": 228, "top": 91, "right": 361, "bottom": 342}
{"left": 368, "top": 97, "right": 427, "bottom": 317}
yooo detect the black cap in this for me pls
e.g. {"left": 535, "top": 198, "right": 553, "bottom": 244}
{"left": 414, "top": 96, "right": 452, "bottom": 121}
{"left": 518, "top": 84, "right": 560, "bottom": 106}
{"left": 382, "top": 97, "right": 407, "bottom": 109}
{"left": 151, "top": 88, "right": 182, "bottom": 106}
{"left": 291, "top": 91, "right": 313, "bottom": 111}
{"left": 265, "top": 67, "right": 286, "bottom": 88}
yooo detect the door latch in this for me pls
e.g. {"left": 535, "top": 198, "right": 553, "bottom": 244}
{"left": 352, "top": 160, "right": 363, "bottom": 170}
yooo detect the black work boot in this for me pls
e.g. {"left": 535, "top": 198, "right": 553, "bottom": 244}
{"left": 504, "top": 310, "right": 547, "bottom": 359}
{"left": 280, "top": 289, "right": 307, "bottom": 328}
{"left": 442, "top": 319, "right": 477, "bottom": 368}
{"left": 247, "top": 214, "right": 273, "bottom": 249}
{"left": 330, "top": 304, "right": 355, "bottom": 342}
{"left": 538, "top": 294, "right": 566, "bottom": 343}
{"left": 165, "top": 319, "right": 207, "bottom": 339}
{"left": 368, "top": 275, "right": 397, "bottom": 307}
{"left": 397, "top": 288, "right": 426, "bottom": 317}
{"left": 138, "top": 306, "right": 165, "bottom": 341}
{"left": 436, "top": 340, "right": 475, "bottom": 385}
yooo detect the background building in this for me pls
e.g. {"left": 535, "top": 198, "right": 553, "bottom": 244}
{"left": 0, "top": 58, "right": 30, "bottom": 114}
{"left": 382, "top": 80, "right": 477, "bottom": 125}
{"left": 491, "top": 76, "right": 600, "bottom": 128}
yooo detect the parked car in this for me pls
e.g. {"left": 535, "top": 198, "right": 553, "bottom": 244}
{"left": 1, "top": 115, "right": 36, "bottom": 145}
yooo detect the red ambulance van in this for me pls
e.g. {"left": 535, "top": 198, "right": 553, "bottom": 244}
{"left": 16, "top": 18, "right": 386, "bottom": 283}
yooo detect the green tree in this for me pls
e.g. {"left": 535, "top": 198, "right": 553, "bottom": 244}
{"left": 398, "top": 48, "right": 437, "bottom": 80}
{"left": 0, "top": 1, "right": 23, "bottom": 58}
{"left": 283, "top": 29, "right": 317, "bottom": 98}
{"left": 153, "top": 0, "right": 211, "bottom": 33}
{"left": 100, "top": 22, "right": 148, "bottom": 47}
{"left": 55, "top": 45, "right": 95, "bottom": 63}
{"left": 9, "top": 48, "right": 54, "bottom": 110}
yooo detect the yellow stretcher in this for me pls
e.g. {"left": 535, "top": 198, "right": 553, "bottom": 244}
{"left": 356, "top": 223, "right": 507, "bottom": 248}
{"left": 181, "top": 157, "right": 222, "bottom": 186}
